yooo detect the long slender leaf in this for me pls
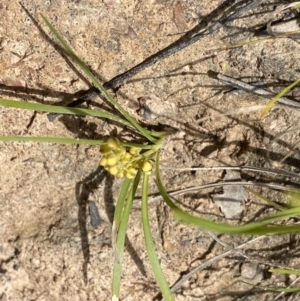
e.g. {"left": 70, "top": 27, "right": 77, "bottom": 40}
{"left": 0, "top": 98, "right": 132, "bottom": 127}
{"left": 113, "top": 178, "right": 133, "bottom": 234}
{"left": 41, "top": 14, "right": 157, "bottom": 143}
{"left": 112, "top": 171, "right": 141, "bottom": 299}
{"left": 111, "top": 177, "right": 133, "bottom": 299}
{"left": 155, "top": 152, "right": 300, "bottom": 235}
{"left": 269, "top": 268, "right": 300, "bottom": 276}
{"left": 0, "top": 135, "right": 105, "bottom": 145}
{"left": 0, "top": 135, "right": 158, "bottom": 150}
{"left": 261, "top": 78, "right": 300, "bottom": 117}
{"left": 245, "top": 187, "right": 286, "bottom": 211}
{"left": 141, "top": 173, "right": 175, "bottom": 301}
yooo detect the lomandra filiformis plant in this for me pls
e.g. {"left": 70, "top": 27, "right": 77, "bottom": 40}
{"left": 2, "top": 14, "right": 300, "bottom": 301}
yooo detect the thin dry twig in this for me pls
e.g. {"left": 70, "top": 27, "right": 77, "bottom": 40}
{"left": 67, "top": 0, "right": 265, "bottom": 107}
{"left": 161, "top": 165, "right": 300, "bottom": 179}
{"left": 208, "top": 71, "right": 300, "bottom": 109}
{"left": 267, "top": 125, "right": 300, "bottom": 167}
{"left": 207, "top": 231, "right": 245, "bottom": 257}
{"left": 133, "top": 180, "right": 300, "bottom": 208}
{"left": 267, "top": 2, "right": 300, "bottom": 37}
{"left": 195, "top": 104, "right": 265, "bottom": 123}
{"left": 161, "top": 235, "right": 267, "bottom": 299}
{"left": 164, "top": 229, "right": 300, "bottom": 300}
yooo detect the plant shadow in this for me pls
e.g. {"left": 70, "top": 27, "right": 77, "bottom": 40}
{"left": 75, "top": 165, "right": 146, "bottom": 284}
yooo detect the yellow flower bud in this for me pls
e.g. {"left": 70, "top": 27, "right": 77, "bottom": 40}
{"left": 109, "top": 165, "right": 119, "bottom": 176}
{"left": 120, "top": 152, "right": 132, "bottom": 162}
{"left": 129, "top": 147, "right": 139, "bottom": 156}
{"left": 107, "top": 137, "right": 120, "bottom": 149}
{"left": 107, "top": 154, "right": 118, "bottom": 166}
{"left": 125, "top": 163, "right": 134, "bottom": 170}
{"left": 142, "top": 160, "right": 152, "bottom": 173}
{"left": 125, "top": 167, "right": 137, "bottom": 179}
{"left": 114, "top": 146, "right": 126, "bottom": 156}
{"left": 99, "top": 156, "right": 108, "bottom": 167}
{"left": 116, "top": 171, "right": 125, "bottom": 179}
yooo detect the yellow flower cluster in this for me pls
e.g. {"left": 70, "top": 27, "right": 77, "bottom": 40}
{"left": 100, "top": 138, "right": 152, "bottom": 179}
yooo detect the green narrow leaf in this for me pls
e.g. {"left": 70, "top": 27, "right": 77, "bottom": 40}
{"left": 261, "top": 78, "right": 300, "bottom": 117}
{"left": 0, "top": 135, "right": 157, "bottom": 150}
{"left": 113, "top": 177, "right": 133, "bottom": 233}
{"left": 222, "top": 29, "right": 300, "bottom": 51}
{"left": 264, "top": 287, "right": 300, "bottom": 293}
{"left": 245, "top": 187, "right": 286, "bottom": 211}
{"left": 0, "top": 135, "right": 105, "bottom": 145}
{"left": 155, "top": 152, "right": 300, "bottom": 235}
{"left": 269, "top": 268, "right": 300, "bottom": 276}
{"left": 0, "top": 98, "right": 132, "bottom": 127}
{"left": 40, "top": 14, "right": 157, "bottom": 143}
{"left": 141, "top": 173, "right": 175, "bottom": 301}
{"left": 285, "top": 191, "right": 300, "bottom": 208}
{"left": 112, "top": 171, "right": 141, "bottom": 299}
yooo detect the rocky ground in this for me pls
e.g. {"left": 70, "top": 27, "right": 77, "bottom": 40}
{"left": 1, "top": 1, "right": 300, "bottom": 300}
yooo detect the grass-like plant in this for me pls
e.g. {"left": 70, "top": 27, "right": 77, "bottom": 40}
{"left": 1, "top": 15, "right": 300, "bottom": 300}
